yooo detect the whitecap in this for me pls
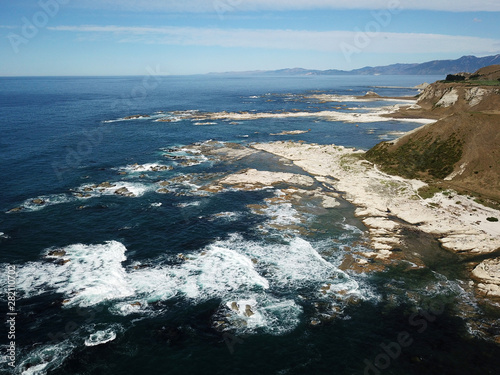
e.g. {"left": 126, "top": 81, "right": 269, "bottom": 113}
{"left": 10, "top": 241, "right": 134, "bottom": 307}
{"left": 220, "top": 295, "right": 302, "bottom": 335}
{"left": 127, "top": 247, "right": 269, "bottom": 305}
{"left": 175, "top": 201, "right": 202, "bottom": 208}
{"left": 76, "top": 181, "right": 152, "bottom": 198}
{"left": 193, "top": 122, "right": 218, "bottom": 126}
{"left": 17, "top": 341, "right": 74, "bottom": 375}
{"left": 340, "top": 222, "right": 364, "bottom": 236}
{"left": 162, "top": 148, "right": 210, "bottom": 167}
{"left": 57, "top": 242, "right": 134, "bottom": 307}
{"left": 118, "top": 163, "right": 172, "bottom": 173}
{"left": 105, "top": 246, "right": 271, "bottom": 315}
{"left": 17, "top": 194, "right": 75, "bottom": 212}
{"left": 261, "top": 202, "right": 302, "bottom": 226}
{"left": 209, "top": 211, "right": 242, "bottom": 221}
{"left": 103, "top": 114, "right": 163, "bottom": 123}
{"left": 84, "top": 328, "right": 117, "bottom": 347}
{"left": 216, "top": 234, "right": 352, "bottom": 289}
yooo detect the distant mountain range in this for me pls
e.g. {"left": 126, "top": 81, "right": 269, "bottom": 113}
{"left": 212, "top": 54, "right": 500, "bottom": 76}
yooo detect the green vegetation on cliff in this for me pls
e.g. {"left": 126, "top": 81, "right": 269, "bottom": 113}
{"left": 365, "top": 64, "right": 500, "bottom": 204}
{"left": 365, "top": 134, "right": 463, "bottom": 180}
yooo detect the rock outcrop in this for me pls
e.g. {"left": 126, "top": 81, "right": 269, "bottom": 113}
{"left": 368, "top": 65, "right": 500, "bottom": 201}
{"left": 418, "top": 65, "right": 500, "bottom": 110}
{"left": 366, "top": 65, "right": 500, "bottom": 299}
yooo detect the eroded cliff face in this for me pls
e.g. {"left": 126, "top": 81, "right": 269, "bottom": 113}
{"left": 416, "top": 82, "right": 500, "bottom": 113}
{"left": 366, "top": 66, "right": 500, "bottom": 302}
{"left": 367, "top": 65, "right": 500, "bottom": 201}
{"left": 414, "top": 64, "right": 500, "bottom": 113}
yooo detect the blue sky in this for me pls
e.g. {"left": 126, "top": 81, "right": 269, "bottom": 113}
{"left": 1, "top": 0, "right": 499, "bottom": 76}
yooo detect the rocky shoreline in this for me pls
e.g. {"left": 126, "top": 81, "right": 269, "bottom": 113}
{"left": 172, "top": 135, "right": 500, "bottom": 301}
{"left": 248, "top": 138, "right": 500, "bottom": 298}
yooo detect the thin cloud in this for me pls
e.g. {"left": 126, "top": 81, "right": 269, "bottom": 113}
{"left": 48, "top": 25, "right": 500, "bottom": 55}
{"left": 73, "top": 0, "right": 500, "bottom": 12}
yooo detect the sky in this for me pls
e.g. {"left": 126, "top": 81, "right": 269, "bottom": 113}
{"left": 1, "top": 0, "right": 499, "bottom": 76}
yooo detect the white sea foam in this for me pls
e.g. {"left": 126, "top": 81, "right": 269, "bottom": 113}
{"left": 209, "top": 211, "right": 242, "bottom": 221}
{"left": 131, "top": 247, "right": 269, "bottom": 303}
{"left": 340, "top": 222, "right": 364, "bottom": 239}
{"left": 103, "top": 114, "right": 163, "bottom": 123}
{"left": 58, "top": 242, "right": 134, "bottom": 307}
{"left": 114, "top": 182, "right": 151, "bottom": 197}
{"left": 17, "top": 341, "right": 74, "bottom": 375}
{"left": 118, "top": 163, "right": 172, "bottom": 173}
{"left": 7, "top": 232, "right": 370, "bottom": 334}
{"left": 175, "top": 201, "right": 201, "bottom": 208}
{"left": 106, "top": 246, "right": 269, "bottom": 315}
{"left": 11, "top": 241, "right": 134, "bottom": 307}
{"left": 261, "top": 203, "right": 302, "bottom": 226}
{"left": 77, "top": 181, "right": 152, "bottom": 198}
{"left": 11, "top": 261, "right": 62, "bottom": 299}
{"left": 21, "top": 363, "right": 49, "bottom": 375}
{"left": 10, "top": 180, "right": 154, "bottom": 214}
{"left": 162, "top": 148, "right": 210, "bottom": 167}
{"left": 222, "top": 295, "right": 302, "bottom": 334}
{"left": 110, "top": 301, "right": 146, "bottom": 316}
{"left": 219, "top": 234, "right": 355, "bottom": 290}
{"left": 193, "top": 122, "right": 217, "bottom": 126}
{"left": 154, "top": 110, "right": 201, "bottom": 123}
{"left": 19, "top": 194, "right": 75, "bottom": 212}
{"left": 84, "top": 328, "right": 117, "bottom": 347}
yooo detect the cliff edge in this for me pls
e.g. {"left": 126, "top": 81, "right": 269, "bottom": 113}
{"left": 367, "top": 65, "right": 500, "bottom": 202}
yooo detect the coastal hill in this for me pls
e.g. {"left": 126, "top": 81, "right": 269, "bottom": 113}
{"left": 211, "top": 54, "right": 500, "bottom": 76}
{"left": 366, "top": 65, "right": 500, "bottom": 202}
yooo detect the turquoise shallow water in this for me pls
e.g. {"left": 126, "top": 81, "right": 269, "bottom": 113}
{"left": 1, "top": 75, "right": 500, "bottom": 375}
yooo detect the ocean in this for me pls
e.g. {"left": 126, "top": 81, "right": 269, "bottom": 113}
{"left": 1, "top": 74, "right": 500, "bottom": 375}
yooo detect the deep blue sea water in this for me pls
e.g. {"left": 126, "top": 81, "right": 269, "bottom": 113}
{"left": 1, "top": 75, "right": 500, "bottom": 375}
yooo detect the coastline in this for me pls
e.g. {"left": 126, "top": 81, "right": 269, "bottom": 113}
{"left": 171, "top": 89, "right": 500, "bottom": 302}
{"left": 226, "top": 87, "right": 500, "bottom": 301}
{"left": 250, "top": 140, "right": 500, "bottom": 297}
{"left": 5, "top": 73, "right": 500, "bottom": 374}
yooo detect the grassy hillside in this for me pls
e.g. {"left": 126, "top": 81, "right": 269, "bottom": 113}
{"left": 366, "top": 65, "right": 500, "bottom": 203}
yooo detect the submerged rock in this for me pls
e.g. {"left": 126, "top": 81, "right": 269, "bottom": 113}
{"left": 123, "top": 114, "right": 150, "bottom": 120}
{"left": 7, "top": 207, "right": 23, "bottom": 213}
{"left": 150, "top": 165, "right": 172, "bottom": 172}
{"left": 74, "top": 192, "right": 92, "bottom": 198}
